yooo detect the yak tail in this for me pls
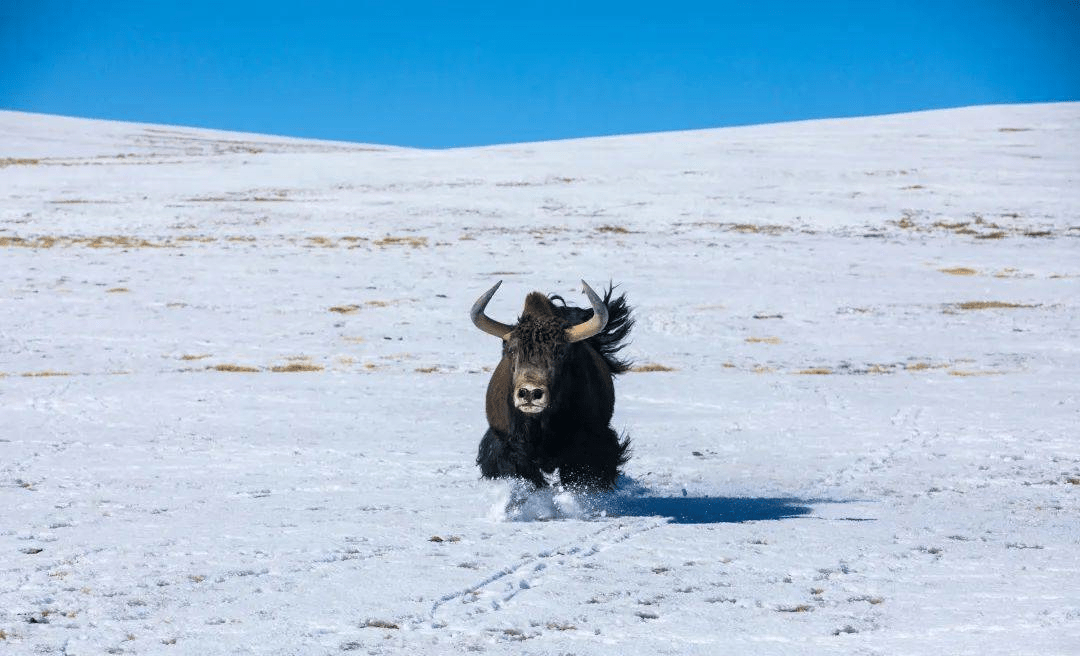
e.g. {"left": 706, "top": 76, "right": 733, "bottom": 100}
{"left": 551, "top": 282, "right": 635, "bottom": 375}
{"left": 617, "top": 432, "right": 632, "bottom": 467}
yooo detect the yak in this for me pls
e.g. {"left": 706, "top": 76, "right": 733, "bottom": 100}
{"left": 470, "top": 280, "right": 633, "bottom": 489}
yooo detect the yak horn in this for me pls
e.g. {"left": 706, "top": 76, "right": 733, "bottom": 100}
{"left": 470, "top": 280, "right": 514, "bottom": 340}
{"left": 565, "top": 280, "right": 609, "bottom": 343}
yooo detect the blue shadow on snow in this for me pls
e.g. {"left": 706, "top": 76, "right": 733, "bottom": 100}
{"left": 600, "top": 477, "right": 862, "bottom": 525}
{"left": 605, "top": 494, "right": 814, "bottom": 524}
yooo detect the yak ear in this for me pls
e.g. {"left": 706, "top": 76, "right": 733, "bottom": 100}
{"left": 521, "top": 291, "right": 556, "bottom": 318}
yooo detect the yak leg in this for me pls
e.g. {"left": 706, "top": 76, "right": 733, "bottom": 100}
{"left": 477, "top": 428, "right": 547, "bottom": 488}
{"left": 557, "top": 426, "right": 629, "bottom": 490}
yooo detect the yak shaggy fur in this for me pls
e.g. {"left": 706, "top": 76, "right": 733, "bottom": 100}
{"left": 476, "top": 285, "right": 633, "bottom": 489}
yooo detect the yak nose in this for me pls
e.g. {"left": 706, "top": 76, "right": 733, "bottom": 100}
{"left": 516, "top": 384, "right": 546, "bottom": 403}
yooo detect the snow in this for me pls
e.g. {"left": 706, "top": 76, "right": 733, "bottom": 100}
{"left": 2, "top": 103, "right": 1079, "bottom": 654}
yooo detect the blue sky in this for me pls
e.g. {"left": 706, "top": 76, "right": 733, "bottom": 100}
{"left": 2, "top": 1, "right": 1078, "bottom": 148}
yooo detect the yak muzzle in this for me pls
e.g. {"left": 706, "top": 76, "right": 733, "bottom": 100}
{"left": 514, "top": 382, "right": 549, "bottom": 414}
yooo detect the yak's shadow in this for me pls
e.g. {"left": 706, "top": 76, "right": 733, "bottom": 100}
{"left": 494, "top": 477, "right": 863, "bottom": 524}
{"left": 604, "top": 494, "right": 813, "bottom": 524}
{"left": 595, "top": 477, "right": 837, "bottom": 525}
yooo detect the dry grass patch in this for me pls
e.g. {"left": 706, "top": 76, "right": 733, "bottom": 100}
{"left": 106, "top": 287, "right": 130, "bottom": 293}
{"left": 546, "top": 622, "right": 577, "bottom": 631}
{"left": 0, "top": 157, "right": 41, "bottom": 167}
{"left": 188, "top": 190, "right": 292, "bottom": 203}
{"left": 745, "top": 336, "right": 781, "bottom": 344}
{"left": 954, "top": 301, "right": 1038, "bottom": 311}
{"left": 1, "top": 235, "right": 176, "bottom": 249}
{"left": 947, "top": 369, "right": 1008, "bottom": 377}
{"left": 374, "top": 235, "right": 427, "bottom": 248}
{"left": 330, "top": 300, "right": 399, "bottom": 314}
{"left": 0, "top": 236, "right": 52, "bottom": 248}
{"left": 87, "top": 236, "right": 168, "bottom": 249}
{"left": 905, "top": 362, "right": 937, "bottom": 371}
{"left": 380, "top": 353, "right": 417, "bottom": 362}
{"left": 595, "top": 224, "right": 632, "bottom": 234}
{"left": 415, "top": 366, "right": 442, "bottom": 374}
{"left": 992, "top": 268, "right": 1033, "bottom": 279}
{"left": 730, "top": 223, "right": 788, "bottom": 235}
{"left": 21, "top": 371, "right": 72, "bottom": 377}
{"left": 179, "top": 354, "right": 211, "bottom": 361}
{"left": 211, "top": 364, "right": 260, "bottom": 373}
{"left": 304, "top": 236, "right": 336, "bottom": 248}
{"left": 49, "top": 199, "right": 116, "bottom": 204}
{"left": 932, "top": 220, "right": 970, "bottom": 231}
{"left": 270, "top": 363, "right": 324, "bottom": 373}
{"left": 796, "top": 368, "right": 833, "bottom": 375}
{"left": 630, "top": 363, "right": 677, "bottom": 373}
{"left": 939, "top": 267, "right": 978, "bottom": 276}
{"left": 889, "top": 213, "right": 1047, "bottom": 240}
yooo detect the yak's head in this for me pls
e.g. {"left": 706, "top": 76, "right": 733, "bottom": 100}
{"left": 471, "top": 280, "right": 608, "bottom": 415}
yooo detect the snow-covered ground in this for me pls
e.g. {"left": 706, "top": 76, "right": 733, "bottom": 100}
{"left": 1, "top": 104, "right": 1078, "bottom": 655}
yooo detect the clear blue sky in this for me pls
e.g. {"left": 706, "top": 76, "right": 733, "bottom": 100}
{"left": 2, "top": 1, "right": 1078, "bottom": 148}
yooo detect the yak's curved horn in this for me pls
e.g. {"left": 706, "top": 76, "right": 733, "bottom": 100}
{"left": 565, "top": 280, "right": 609, "bottom": 343}
{"left": 471, "top": 280, "right": 514, "bottom": 340}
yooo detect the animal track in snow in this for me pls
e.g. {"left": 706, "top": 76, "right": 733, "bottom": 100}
{"left": 428, "top": 511, "right": 661, "bottom": 629}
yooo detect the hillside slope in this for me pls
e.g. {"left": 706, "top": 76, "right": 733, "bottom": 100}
{"left": 1, "top": 104, "right": 1078, "bottom": 655}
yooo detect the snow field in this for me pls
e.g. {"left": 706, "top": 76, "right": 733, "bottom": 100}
{"left": 1, "top": 104, "right": 1078, "bottom": 654}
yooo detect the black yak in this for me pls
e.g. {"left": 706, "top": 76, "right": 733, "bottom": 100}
{"left": 470, "top": 280, "right": 633, "bottom": 489}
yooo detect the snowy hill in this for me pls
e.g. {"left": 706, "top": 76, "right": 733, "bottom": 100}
{"left": 1, "top": 104, "right": 1078, "bottom": 654}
